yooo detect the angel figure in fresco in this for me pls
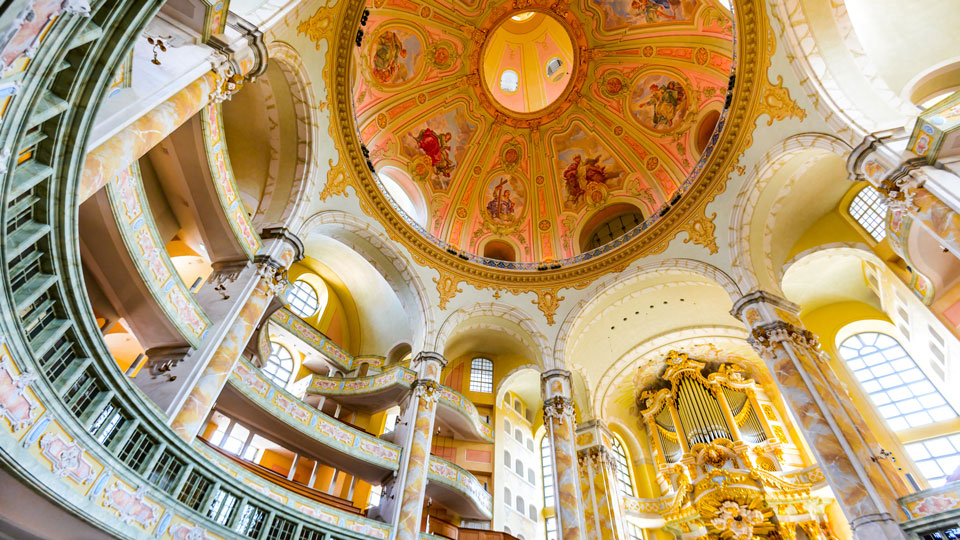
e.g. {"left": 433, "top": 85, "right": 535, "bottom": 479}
{"left": 563, "top": 155, "right": 614, "bottom": 203}
{"left": 631, "top": 0, "right": 678, "bottom": 22}
{"left": 563, "top": 156, "right": 585, "bottom": 202}
{"left": 637, "top": 81, "right": 687, "bottom": 129}
{"left": 487, "top": 177, "right": 516, "bottom": 221}
{"left": 372, "top": 31, "right": 407, "bottom": 84}
{"left": 415, "top": 127, "right": 455, "bottom": 177}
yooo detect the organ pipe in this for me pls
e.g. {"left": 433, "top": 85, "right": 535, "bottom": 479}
{"left": 713, "top": 386, "right": 742, "bottom": 442}
{"left": 666, "top": 400, "right": 690, "bottom": 454}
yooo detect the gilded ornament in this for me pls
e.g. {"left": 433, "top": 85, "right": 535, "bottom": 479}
{"left": 757, "top": 75, "right": 806, "bottom": 126}
{"left": 376, "top": 113, "right": 387, "bottom": 128}
{"left": 320, "top": 158, "right": 352, "bottom": 201}
{"left": 297, "top": 3, "right": 338, "bottom": 50}
{"left": 434, "top": 273, "right": 463, "bottom": 310}
{"left": 681, "top": 208, "right": 719, "bottom": 254}
{"left": 533, "top": 288, "right": 565, "bottom": 325}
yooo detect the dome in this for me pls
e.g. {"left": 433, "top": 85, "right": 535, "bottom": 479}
{"left": 352, "top": 0, "right": 735, "bottom": 267}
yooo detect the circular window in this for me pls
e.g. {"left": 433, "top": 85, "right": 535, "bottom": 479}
{"left": 546, "top": 57, "right": 564, "bottom": 78}
{"left": 286, "top": 279, "right": 320, "bottom": 318}
{"left": 500, "top": 69, "right": 519, "bottom": 93}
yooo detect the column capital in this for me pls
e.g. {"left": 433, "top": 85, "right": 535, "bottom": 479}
{"left": 544, "top": 396, "right": 576, "bottom": 420}
{"left": 411, "top": 379, "right": 440, "bottom": 404}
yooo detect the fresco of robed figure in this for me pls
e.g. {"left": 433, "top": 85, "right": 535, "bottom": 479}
{"left": 591, "top": 0, "right": 699, "bottom": 29}
{"left": 370, "top": 28, "right": 422, "bottom": 86}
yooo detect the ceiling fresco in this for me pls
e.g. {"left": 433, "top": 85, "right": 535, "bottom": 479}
{"left": 352, "top": 0, "right": 735, "bottom": 264}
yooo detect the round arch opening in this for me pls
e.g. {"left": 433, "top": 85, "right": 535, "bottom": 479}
{"left": 578, "top": 203, "right": 646, "bottom": 253}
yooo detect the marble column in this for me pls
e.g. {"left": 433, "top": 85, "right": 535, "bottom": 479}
{"left": 576, "top": 421, "right": 627, "bottom": 540}
{"left": 168, "top": 238, "right": 300, "bottom": 441}
{"left": 732, "top": 291, "right": 908, "bottom": 540}
{"left": 543, "top": 369, "right": 586, "bottom": 540}
{"left": 392, "top": 352, "right": 446, "bottom": 540}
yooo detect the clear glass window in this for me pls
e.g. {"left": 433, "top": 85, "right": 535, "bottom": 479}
{"left": 540, "top": 436, "right": 555, "bottom": 508}
{"left": 611, "top": 435, "right": 634, "bottom": 497}
{"left": 848, "top": 186, "right": 888, "bottom": 242}
{"left": 264, "top": 343, "right": 295, "bottom": 387}
{"left": 286, "top": 280, "right": 321, "bottom": 318}
{"left": 905, "top": 434, "right": 960, "bottom": 486}
{"left": 545, "top": 516, "right": 558, "bottom": 540}
{"left": 500, "top": 70, "right": 519, "bottom": 93}
{"left": 470, "top": 358, "right": 493, "bottom": 393}
{"left": 839, "top": 332, "right": 956, "bottom": 431}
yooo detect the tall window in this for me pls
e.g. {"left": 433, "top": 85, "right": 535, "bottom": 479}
{"left": 263, "top": 343, "right": 295, "bottom": 387}
{"left": 848, "top": 186, "right": 887, "bottom": 242}
{"left": 286, "top": 280, "right": 320, "bottom": 318}
{"left": 611, "top": 435, "right": 634, "bottom": 497}
{"left": 540, "top": 437, "right": 555, "bottom": 508}
{"left": 470, "top": 357, "right": 493, "bottom": 393}
{"left": 905, "top": 434, "right": 960, "bottom": 486}
{"left": 839, "top": 332, "right": 956, "bottom": 431}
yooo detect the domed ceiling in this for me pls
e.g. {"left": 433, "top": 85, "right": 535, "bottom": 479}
{"left": 353, "top": 0, "right": 735, "bottom": 265}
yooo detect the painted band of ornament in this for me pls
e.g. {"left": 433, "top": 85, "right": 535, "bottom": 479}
{"left": 544, "top": 396, "right": 575, "bottom": 420}
{"left": 329, "top": 0, "right": 766, "bottom": 286}
{"left": 412, "top": 379, "right": 441, "bottom": 403}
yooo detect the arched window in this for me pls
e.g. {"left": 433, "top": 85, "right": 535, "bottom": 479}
{"left": 546, "top": 57, "right": 563, "bottom": 78}
{"left": 504, "top": 418, "right": 512, "bottom": 433}
{"left": 526, "top": 438, "right": 534, "bottom": 451}
{"left": 839, "top": 332, "right": 956, "bottom": 431}
{"left": 515, "top": 428, "right": 524, "bottom": 442}
{"left": 504, "top": 449, "right": 511, "bottom": 465}
{"left": 528, "top": 504, "right": 537, "bottom": 520}
{"left": 470, "top": 357, "right": 493, "bottom": 393}
{"left": 611, "top": 435, "right": 634, "bottom": 497}
{"left": 263, "top": 343, "right": 294, "bottom": 387}
{"left": 514, "top": 399, "right": 523, "bottom": 414}
{"left": 905, "top": 435, "right": 960, "bottom": 486}
{"left": 286, "top": 279, "right": 320, "bottom": 318}
{"left": 527, "top": 468, "right": 536, "bottom": 484}
{"left": 848, "top": 186, "right": 888, "bottom": 242}
{"left": 540, "top": 437, "right": 555, "bottom": 508}
{"left": 504, "top": 487, "right": 512, "bottom": 504}
{"left": 515, "top": 459, "right": 523, "bottom": 476}
{"left": 515, "top": 495, "right": 524, "bottom": 512}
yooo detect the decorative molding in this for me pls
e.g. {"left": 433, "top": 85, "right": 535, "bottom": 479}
{"left": 533, "top": 288, "right": 565, "bottom": 326}
{"left": 682, "top": 207, "right": 719, "bottom": 254}
{"left": 433, "top": 272, "right": 463, "bottom": 310}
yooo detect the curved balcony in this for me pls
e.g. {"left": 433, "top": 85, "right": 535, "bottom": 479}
{"left": 194, "top": 440, "right": 391, "bottom": 537}
{"left": 237, "top": 359, "right": 493, "bottom": 518}
{"left": 303, "top": 365, "right": 417, "bottom": 412}
{"left": 0, "top": 6, "right": 393, "bottom": 538}
{"left": 427, "top": 456, "right": 493, "bottom": 520}
{"left": 226, "top": 359, "right": 402, "bottom": 482}
{"left": 270, "top": 308, "right": 386, "bottom": 372}
{"left": 304, "top": 366, "right": 494, "bottom": 442}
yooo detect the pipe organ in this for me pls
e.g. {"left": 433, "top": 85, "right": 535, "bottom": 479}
{"left": 630, "top": 352, "right": 838, "bottom": 539}
{"left": 638, "top": 351, "right": 777, "bottom": 468}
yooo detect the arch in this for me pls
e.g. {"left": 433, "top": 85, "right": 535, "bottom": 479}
{"left": 386, "top": 342, "right": 412, "bottom": 365}
{"left": 481, "top": 238, "right": 518, "bottom": 262}
{"left": 300, "top": 210, "right": 432, "bottom": 352}
{"left": 728, "top": 133, "right": 853, "bottom": 293}
{"left": 591, "top": 326, "right": 753, "bottom": 418}
{"left": 434, "top": 302, "right": 549, "bottom": 367}
{"left": 577, "top": 202, "right": 646, "bottom": 253}
{"left": 553, "top": 258, "right": 743, "bottom": 369}
{"left": 377, "top": 165, "right": 428, "bottom": 227}
{"left": 770, "top": 0, "right": 919, "bottom": 141}
{"left": 905, "top": 60, "right": 960, "bottom": 108}
{"left": 223, "top": 42, "right": 316, "bottom": 232}
{"left": 469, "top": 357, "right": 494, "bottom": 393}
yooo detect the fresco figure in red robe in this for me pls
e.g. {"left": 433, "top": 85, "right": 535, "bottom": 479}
{"left": 415, "top": 128, "right": 455, "bottom": 177}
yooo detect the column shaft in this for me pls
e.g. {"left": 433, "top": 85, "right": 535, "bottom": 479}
{"left": 392, "top": 352, "right": 446, "bottom": 540}
{"left": 543, "top": 370, "right": 585, "bottom": 540}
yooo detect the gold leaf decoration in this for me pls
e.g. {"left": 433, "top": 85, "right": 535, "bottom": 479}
{"left": 757, "top": 75, "right": 806, "bottom": 126}
{"left": 320, "top": 158, "right": 352, "bottom": 201}
{"left": 682, "top": 208, "right": 719, "bottom": 254}
{"left": 532, "top": 288, "right": 565, "bottom": 325}
{"left": 296, "top": 2, "right": 338, "bottom": 50}
{"left": 434, "top": 273, "right": 463, "bottom": 310}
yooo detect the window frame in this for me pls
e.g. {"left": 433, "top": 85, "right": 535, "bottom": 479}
{"left": 263, "top": 342, "right": 295, "bottom": 387}
{"left": 286, "top": 279, "right": 321, "bottom": 318}
{"left": 469, "top": 357, "right": 494, "bottom": 393}
{"left": 848, "top": 186, "right": 888, "bottom": 242}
